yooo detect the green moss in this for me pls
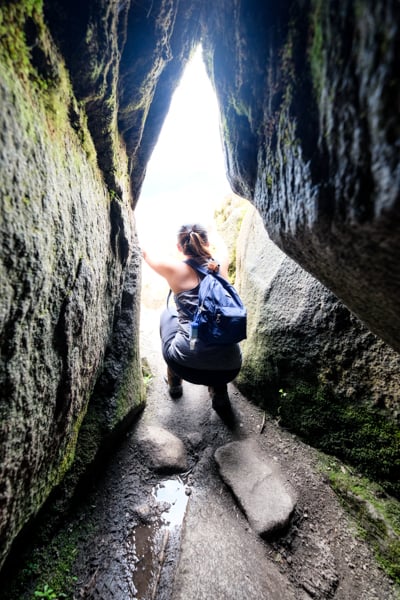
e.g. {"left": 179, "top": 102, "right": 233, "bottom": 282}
{"left": 66, "top": 404, "right": 104, "bottom": 484}
{"left": 6, "top": 403, "right": 88, "bottom": 547}
{"left": 319, "top": 455, "right": 400, "bottom": 585}
{"left": 236, "top": 339, "right": 280, "bottom": 405}
{"left": 114, "top": 357, "right": 145, "bottom": 425}
{"left": 142, "top": 356, "right": 154, "bottom": 392}
{"left": 0, "top": 1, "right": 44, "bottom": 79}
{"left": 2, "top": 509, "right": 95, "bottom": 600}
{"left": 55, "top": 406, "right": 89, "bottom": 484}
{"left": 214, "top": 194, "right": 249, "bottom": 282}
{"left": 276, "top": 381, "right": 400, "bottom": 498}
{"left": 0, "top": 1, "right": 97, "bottom": 166}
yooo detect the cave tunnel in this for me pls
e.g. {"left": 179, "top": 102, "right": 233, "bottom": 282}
{"left": 0, "top": 0, "right": 399, "bottom": 594}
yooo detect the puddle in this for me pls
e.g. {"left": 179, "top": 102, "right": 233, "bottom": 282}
{"left": 131, "top": 520, "right": 161, "bottom": 598}
{"left": 153, "top": 478, "right": 189, "bottom": 529}
{"left": 131, "top": 478, "right": 190, "bottom": 599}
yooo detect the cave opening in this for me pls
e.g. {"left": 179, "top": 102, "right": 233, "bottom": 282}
{"left": 135, "top": 46, "right": 232, "bottom": 309}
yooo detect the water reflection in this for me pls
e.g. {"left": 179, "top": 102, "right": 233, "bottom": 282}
{"left": 131, "top": 477, "right": 190, "bottom": 599}
{"left": 153, "top": 478, "right": 189, "bottom": 529}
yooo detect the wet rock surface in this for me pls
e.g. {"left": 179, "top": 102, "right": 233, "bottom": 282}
{"left": 171, "top": 447, "right": 298, "bottom": 600}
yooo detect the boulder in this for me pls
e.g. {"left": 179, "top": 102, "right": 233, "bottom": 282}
{"left": 215, "top": 438, "right": 297, "bottom": 537}
{"left": 202, "top": 0, "right": 400, "bottom": 352}
{"left": 136, "top": 425, "right": 188, "bottom": 473}
{"left": 236, "top": 207, "right": 400, "bottom": 495}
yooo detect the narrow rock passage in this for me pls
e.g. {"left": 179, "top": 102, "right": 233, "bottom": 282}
{"left": 137, "top": 306, "right": 298, "bottom": 599}
{"left": 68, "top": 304, "right": 397, "bottom": 599}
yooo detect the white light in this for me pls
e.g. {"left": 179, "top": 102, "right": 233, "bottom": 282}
{"left": 136, "top": 46, "right": 230, "bottom": 250}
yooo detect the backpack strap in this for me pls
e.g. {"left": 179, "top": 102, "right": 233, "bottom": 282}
{"left": 167, "top": 288, "right": 173, "bottom": 308}
{"left": 184, "top": 258, "right": 208, "bottom": 278}
{"left": 184, "top": 257, "right": 221, "bottom": 278}
{"left": 184, "top": 258, "right": 229, "bottom": 287}
{"left": 185, "top": 258, "right": 245, "bottom": 312}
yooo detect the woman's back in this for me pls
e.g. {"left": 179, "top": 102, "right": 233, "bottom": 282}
{"left": 141, "top": 222, "right": 241, "bottom": 419}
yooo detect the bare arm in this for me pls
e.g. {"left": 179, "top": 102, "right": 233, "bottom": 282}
{"left": 141, "top": 248, "right": 176, "bottom": 279}
{"left": 141, "top": 247, "right": 198, "bottom": 293}
{"left": 140, "top": 224, "right": 232, "bottom": 288}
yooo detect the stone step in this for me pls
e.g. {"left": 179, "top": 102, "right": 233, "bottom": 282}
{"left": 215, "top": 437, "right": 297, "bottom": 537}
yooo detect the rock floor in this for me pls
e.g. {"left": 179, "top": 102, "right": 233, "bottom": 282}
{"left": 66, "top": 305, "right": 398, "bottom": 599}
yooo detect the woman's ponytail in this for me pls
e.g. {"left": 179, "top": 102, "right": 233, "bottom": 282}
{"left": 177, "top": 224, "right": 212, "bottom": 260}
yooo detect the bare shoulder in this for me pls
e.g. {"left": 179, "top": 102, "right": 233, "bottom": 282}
{"left": 142, "top": 250, "right": 196, "bottom": 292}
{"left": 216, "top": 256, "right": 230, "bottom": 279}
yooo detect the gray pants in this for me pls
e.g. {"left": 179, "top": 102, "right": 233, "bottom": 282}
{"left": 160, "top": 308, "right": 240, "bottom": 386}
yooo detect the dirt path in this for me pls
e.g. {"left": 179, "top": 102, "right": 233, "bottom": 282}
{"left": 62, "top": 303, "right": 397, "bottom": 599}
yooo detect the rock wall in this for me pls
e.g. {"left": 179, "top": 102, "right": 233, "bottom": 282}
{"left": 0, "top": 0, "right": 202, "bottom": 572}
{"left": 0, "top": 2, "right": 144, "bottom": 568}
{"left": 236, "top": 207, "right": 400, "bottom": 496}
{"left": 44, "top": 0, "right": 202, "bottom": 203}
{"left": 202, "top": 0, "right": 400, "bottom": 353}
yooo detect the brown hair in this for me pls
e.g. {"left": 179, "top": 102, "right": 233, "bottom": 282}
{"left": 177, "top": 223, "right": 212, "bottom": 260}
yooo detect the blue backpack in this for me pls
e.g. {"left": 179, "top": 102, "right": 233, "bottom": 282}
{"left": 179, "top": 258, "right": 247, "bottom": 346}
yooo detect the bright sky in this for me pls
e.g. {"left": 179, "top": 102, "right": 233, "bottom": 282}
{"left": 135, "top": 46, "right": 231, "bottom": 254}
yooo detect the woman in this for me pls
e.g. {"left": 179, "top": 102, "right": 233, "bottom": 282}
{"left": 141, "top": 223, "right": 242, "bottom": 420}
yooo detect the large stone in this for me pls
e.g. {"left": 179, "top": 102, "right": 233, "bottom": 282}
{"left": 215, "top": 438, "right": 297, "bottom": 537}
{"left": 0, "top": 2, "right": 143, "bottom": 569}
{"left": 136, "top": 425, "right": 188, "bottom": 473}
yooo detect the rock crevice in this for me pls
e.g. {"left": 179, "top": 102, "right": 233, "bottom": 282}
{"left": 0, "top": 0, "right": 399, "bottom": 572}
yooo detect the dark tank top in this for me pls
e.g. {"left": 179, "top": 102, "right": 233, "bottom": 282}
{"left": 168, "top": 267, "right": 242, "bottom": 370}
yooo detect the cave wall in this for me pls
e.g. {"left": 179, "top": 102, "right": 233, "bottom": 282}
{"left": 44, "top": 0, "right": 202, "bottom": 203}
{"left": 0, "top": 1, "right": 145, "bottom": 568}
{"left": 0, "top": 0, "right": 204, "bottom": 572}
{"left": 236, "top": 207, "right": 400, "bottom": 496}
{"left": 202, "top": 0, "right": 400, "bottom": 353}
